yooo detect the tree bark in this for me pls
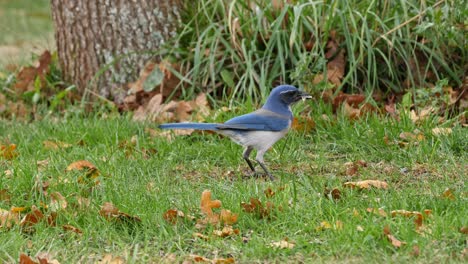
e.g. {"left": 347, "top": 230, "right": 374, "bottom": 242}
{"left": 50, "top": 0, "right": 181, "bottom": 102}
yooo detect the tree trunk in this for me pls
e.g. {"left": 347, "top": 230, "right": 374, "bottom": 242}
{"left": 50, "top": 0, "right": 181, "bottom": 102}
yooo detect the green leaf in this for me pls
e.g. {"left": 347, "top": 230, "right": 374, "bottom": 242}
{"left": 402, "top": 92, "right": 413, "bottom": 109}
{"left": 143, "top": 67, "right": 164, "bottom": 92}
{"left": 220, "top": 69, "right": 235, "bottom": 88}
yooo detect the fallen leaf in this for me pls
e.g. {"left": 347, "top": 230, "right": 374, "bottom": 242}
{"left": 213, "top": 225, "right": 240, "bottom": 238}
{"left": 383, "top": 226, "right": 406, "bottom": 248}
{"left": 367, "top": 207, "right": 388, "bottom": 217}
{"left": 344, "top": 180, "right": 389, "bottom": 190}
{"left": 219, "top": 209, "right": 238, "bottom": 225}
{"left": 214, "top": 258, "right": 235, "bottom": 264}
{"left": 442, "top": 188, "right": 455, "bottom": 200}
{"left": 0, "top": 207, "right": 20, "bottom": 228}
{"left": 264, "top": 187, "right": 275, "bottom": 198}
{"left": 163, "top": 209, "right": 185, "bottom": 224}
{"left": 20, "top": 205, "right": 44, "bottom": 227}
{"left": 399, "top": 131, "right": 425, "bottom": 142}
{"left": 432, "top": 127, "right": 452, "bottom": 136}
{"left": 66, "top": 160, "right": 100, "bottom": 185}
{"left": 19, "top": 253, "right": 38, "bottom": 264}
{"left": 43, "top": 140, "right": 72, "bottom": 150}
{"left": 63, "top": 224, "right": 83, "bottom": 234}
{"left": 391, "top": 210, "right": 424, "bottom": 228}
{"left": 241, "top": 198, "right": 273, "bottom": 218}
{"left": 356, "top": 225, "right": 364, "bottom": 232}
{"left": 0, "top": 189, "right": 11, "bottom": 203}
{"left": 324, "top": 188, "right": 341, "bottom": 200}
{"left": 190, "top": 254, "right": 212, "bottom": 263}
{"left": 200, "top": 190, "right": 222, "bottom": 216}
{"left": 412, "top": 245, "right": 420, "bottom": 257}
{"left": 98, "top": 254, "right": 125, "bottom": 264}
{"left": 99, "top": 202, "right": 141, "bottom": 223}
{"left": 0, "top": 143, "right": 18, "bottom": 160}
{"left": 269, "top": 238, "right": 295, "bottom": 249}
{"left": 460, "top": 226, "right": 468, "bottom": 234}
{"left": 66, "top": 160, "right": 98, "bottom": 172}
{"left": 292, "top": 116, "right": 315, "bottom": 132}
{"left": 193, "top": 232, "right": 210, "bottom": 240}
{"left": 315, "top": 221, "right": 332, "bottom": 231}
{"left": 49, "top": 192, "right": 68, "bottom": 212}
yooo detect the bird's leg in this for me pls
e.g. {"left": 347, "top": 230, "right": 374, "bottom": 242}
{"left": 242, "top": 146, "right": 256, "bottom": 173}
{"left": 255, "top": 150, "right": 275, "bottom": 181}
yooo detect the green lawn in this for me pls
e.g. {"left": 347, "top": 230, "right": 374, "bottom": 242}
{"left": 1, "top": 109, "right": 466, "bottom": 263}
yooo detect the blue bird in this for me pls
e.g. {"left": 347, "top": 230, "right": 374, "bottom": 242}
{"left": 159, "top": 85, "right": 312, "bottom": 180}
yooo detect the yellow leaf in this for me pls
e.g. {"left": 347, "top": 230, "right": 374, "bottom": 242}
{"left": 344, "top": 180, "right": 389, "bottom": 190}
{"left": 432, "top": 127, "right": 452, "bottom": 136}
{"left": 269, "top": 239, "right": 295, "bottom": 249}
{"left": 442, "top": 188, "right": 456, "bottom": 200}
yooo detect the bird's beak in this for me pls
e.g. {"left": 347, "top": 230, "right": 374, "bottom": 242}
{"left": 299, "top": 91, "right": 313, "bottom": 102}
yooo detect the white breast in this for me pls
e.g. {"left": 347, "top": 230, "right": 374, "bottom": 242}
{"left": 219, "top": 129, "right": 289, "bottom": 152}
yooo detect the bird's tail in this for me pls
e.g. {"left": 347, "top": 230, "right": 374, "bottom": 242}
{"left": 158, "top": 123, "right": 219, "bottom": 130}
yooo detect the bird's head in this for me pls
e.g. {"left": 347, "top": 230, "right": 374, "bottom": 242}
{"left": 267, "top": 85, "right": 312, "bottom": 105}
{"left": 262, "top": 85, "right": 312, "bottom": 114}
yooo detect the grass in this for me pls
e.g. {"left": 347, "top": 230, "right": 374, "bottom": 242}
{"left": 167, "top": 0, "right": 466, "bottom": 100}
{"left": 0, "top": 0, "right": 53, "bottom": 70}
{"left": 1, "top": 106, "right": 466, "bottom": 263}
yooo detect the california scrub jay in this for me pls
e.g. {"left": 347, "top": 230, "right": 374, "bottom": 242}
{"left": 159, "top": 85, "right": 312, "bottom": 180}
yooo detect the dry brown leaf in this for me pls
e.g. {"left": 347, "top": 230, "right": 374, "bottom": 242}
{"left": 383, "top": 226, "right": 406, "bottom": 248}
{"left": 412, "top": 245, "right": 421, "bottom": 257}
{"left": 264, "top": 187, "right": 275, "bottom": 198}
{"left": 219, "top": 209, "right": 238, "bottom": 225}
{"left": 0, "top": 143, "right": 18, "bottom": 160}
{"left": 19, "top": 253, "right": 39, "bottom": 264}
{"left": 0, "top": 207, "right": 20, "bottom": 228}
{"left": 213, "top": 225, "right": 240, "bottom": 238}
{"left": 20, "top": 205, "right": 44, "bottom": 227}
{"left": 410, "top": 107, "right": 435, "bottom": 123}
{"left": 214, "top": 258, "right": 235, "bottom": 264}
{"left": 399, "top": 131, "right": 425, "bottom": 142}
{"left": 193, "top": 232, "right": 210, "bottom": 240}
{"left": 200, "top": 190, "right": 222, "bottom": 216}
{"left": 442, "top": 188, "right": 456, "bottom": 200}
{"left": 98, "top": 254, "right": 125, "bottom": 264}
{"left": 0, "top": 189, "right": 11, "bottom": 203}
{"left": 391, "top": 210, "right": 424, "bottom": 228}
{"left": 432, "top": 127, "right": 452, "bottom": 136}
{"left": 291, "top": 116, "right": 315, "bottom": 132}
{"left": 163, "top": 209, "right": 185, "bottom": 224}
{"left": 49, "top": 192, "right": 68, "bottom": 212}
{"left": 190, "top": 254, "right": 212, "bottom": 263}
{"left": 63, "top": 224, "right": 83, "bottom": 234}
{"left": 367, "top": 207, "right": 388, "bottom": 217}
{"left": 460, "top": 226, "right": 468, "bottom": 234}
{"left": 315, "top": 221, "right": 332, "bottom": 231}
{"left": 43, "top": 140, "right": 72, "bottom": 150}
{"left": 146, "top": 127, "right": 194, "bottom": 141}
{"left": 99, "top": 202, "right": 141, "bottom": 223}
{"left": 241, "top": 198, "right": 273, "bottom": 218}
{"left": 66, "top": 160, "right": 100, "bottom": 185}
{"left": 269, "top": 239, "right": 295, "bottom": 249}
{"left": 344, "top": 180, "right": 389, "bottom": 190}
{"left": 324, "top": 188, "right": 341, "bottom": 200}
{"left": 66, "top": 160, "right": 97, "bottom": 171}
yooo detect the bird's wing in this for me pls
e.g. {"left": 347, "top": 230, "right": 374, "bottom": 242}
{"left": 219, "top": 109, "right": 290, "bottom": 131}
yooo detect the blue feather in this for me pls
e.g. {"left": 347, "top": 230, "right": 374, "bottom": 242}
{"left": 159, "top": 123, "right": 219, "bottom": 130}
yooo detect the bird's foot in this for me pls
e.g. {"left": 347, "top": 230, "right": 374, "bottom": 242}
{"left": 243, "top": 170, "right": 275, "bottom": 181}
